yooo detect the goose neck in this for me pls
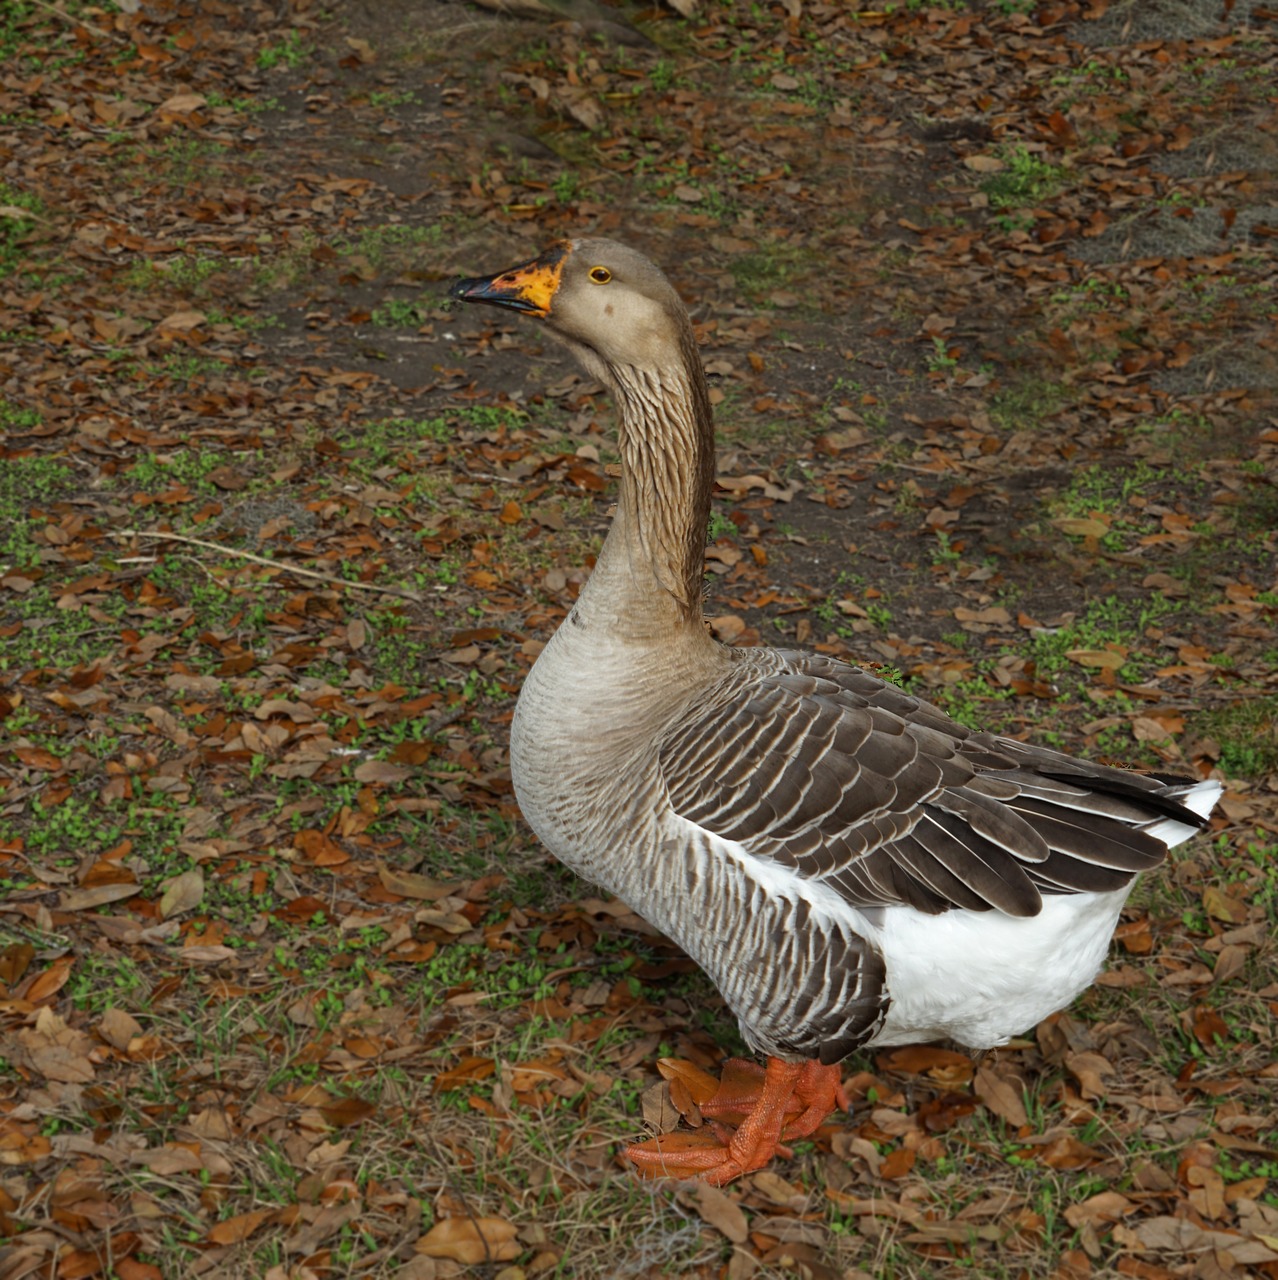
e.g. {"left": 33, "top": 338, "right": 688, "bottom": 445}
{"left": 574, "top": 345, "right": 716, "bottom": 643}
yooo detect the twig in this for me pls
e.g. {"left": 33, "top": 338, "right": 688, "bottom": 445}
{"left": 108, "top": 529, "right": 424, "bottom": 602}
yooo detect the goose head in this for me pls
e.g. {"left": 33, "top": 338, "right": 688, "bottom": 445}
{"left": 449, "top": 238, "right": 695, "bottom": 385}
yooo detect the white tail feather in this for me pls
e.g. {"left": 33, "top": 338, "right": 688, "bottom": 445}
{"left": 1143, "top": 778, "right": 1222, "bottom": 850}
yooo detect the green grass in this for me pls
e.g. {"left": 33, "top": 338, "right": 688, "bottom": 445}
{"left": 729, "top": 242, "right": 822, "bottom": 306}
{"left": 256, "top": 30, "right": 311, "bottom": 70}
{"left": 371, "top": 297, "right": 430, "bottom": 328}
{"left": 122, "top": 254, "right": 229, "bottom": 294}
{"left": 989, "top": 376, "right": 1070, "bottom": 431}
{"left": 0, "top": 183, "right": 43, "bottom": 278}
{"left": 1193, "top": 698, "right": 1278, "bottom": 778}
{"left": 0, "top": 454, "right": 72, "bottom": 569}
{"left": 981, "top": 145, "right": 1067, "bottom": 209}
{"left": 127, "top": 446, "right": 226, "bottom": 492}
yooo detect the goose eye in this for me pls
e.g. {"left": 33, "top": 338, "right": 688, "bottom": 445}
{"left": 588, "top": 266, "right": 612, "bottom": 284}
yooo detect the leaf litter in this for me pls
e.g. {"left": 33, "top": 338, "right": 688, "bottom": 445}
{"left": 0, "top": 0, "right": 1275, "bottom": 1277}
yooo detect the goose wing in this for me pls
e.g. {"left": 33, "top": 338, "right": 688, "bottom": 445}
{"left": 660, "top": 652, "right": 1201, "bottom": 918}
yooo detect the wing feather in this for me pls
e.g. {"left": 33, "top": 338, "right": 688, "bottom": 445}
{"left": 660, "top": 649, "right": 1206, "bottom": 918}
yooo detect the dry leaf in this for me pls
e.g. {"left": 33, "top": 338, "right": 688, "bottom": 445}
{"left": 377, "top": 863, "right": 461, "bottom": 901}
{"left": 973, "top": 1063, "right": 1028, "bottom": 1127}
{"left": 1052, "top": 516, "right": 1109, "bottom": 538}
{"left": 656, "top": 1057, "right": 721, "bottom": 1106}
{"left": 59, "top": 883, "right": 141, "bottom": 912}
{"left": 691, "top": 1182, "right": 749, "bottom": 1242}
{"left": 206, "top": 1207, "right": 274, "bottom": 1245}
{"left": 1202, "top": 886, "right": 1247, "bottom": 924}
{"left": 1065, "top": 1051, "right": 1115, "bottom": 1100}
{"left": 98, "top": 1007, "right": 142, "bottom": 1051}
{"left": 1065, "top": 648, "right": 1126, "bottom": 670}
{"left": 416, "top": 1216, "right": 520, "bottom": 1264}
{"left": 640, "top": 1080, "right": 681, "bottom": 1132}
{"left": 159, "top": 868, "right": 204, "bottom": 919}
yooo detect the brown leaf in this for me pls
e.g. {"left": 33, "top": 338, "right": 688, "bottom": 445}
{"left": 206, "top": 1207, "right": 274, "bottom": 1245}
{"left": 98, "top": 1007, "right": 143, "bottom": 1051}
{"left": 1066, "top": 1051, "right": 1115, "bottom": 1100}
{"left": 878, "top": 1045, "right": 972, "bottom": 1079}
{"left": 1039, "top": 1135, "right": 1100, "bottom": 1169}
{"left": 1202, "top": 886, "right": 1247, "bottom": 924}
{"left": 25, "top": 958, "right": 74, "bottom": 1004}
{"left": 433, "top": 1057, "right": 496, "bottom": 1092}
{"left": 691, "top": 1181, "right": 749, "bottom": 1243}
{"left": 1212, "top": 943, "right": 1248, "bottom": 985}
{"left": 377, "top": 863, "right": 461, "bottom": 902}
{"left": 973, "top": 1063, "right": 1028, "bottom": 1127}
{"left": 1052, "top": 517, "right": 1109, "bottom": 538}
{"left": 59, "top": 883, "right": 141, "bottom": 912}
{"left": 640, "top": 1080, "right": 681, "bottom": 1133}
{"left": 320, "top": 1096, "right": 376, "bottom": 1128}
{"left": 155, "top": 309, "right": 207, "bottom": 332}
{"left": 293, "top": 829, "right": 349, "bottom": 866}
{"left": 416, "top": 1216, "right": 520, "bottom": 1264}
{"left": 439, "top": 643, "right": 481, "bottom": 665}
{"left": 709, "top": 614, "right": 746, "bottom": 643}
{"left": 1065, "top": 647, "right": 1126, "bottom": 670}
{"left": 1064, "top": 1190, "right": 1133, "bottom": 1227}
{"left": 1131, "top": 716, "right": 1174, "bottom": 743}
{"left": 159, "top": 868, "right": 203, "bottom": 919}
{"left": 953, "top": 606, "right": 1012, "bottom": 625}
{"left": 354, "top": 760, "right": 413, "bottom": 784}
{"left": 1191, "top": 1007, "right": 1230, "bottom": 1050}
{"left": 656, "top": 1058, "right": 721, "bottom": 1106}
{"left": 158, "top": 93, "right": 207, "bottom": 114}
{"left": 206, "top": 466, "right": 247, "bottom": 491}
{"left": 0, "top": 942, "right": 34, "bottom": 987}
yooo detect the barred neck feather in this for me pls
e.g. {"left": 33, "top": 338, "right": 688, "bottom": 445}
{"left": 575, "top": 331, "right": 717, "bottom": 639}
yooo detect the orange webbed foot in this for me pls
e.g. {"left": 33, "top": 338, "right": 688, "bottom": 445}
{"left": 625, "top": 1057, "right": 848, "bottom": 1185}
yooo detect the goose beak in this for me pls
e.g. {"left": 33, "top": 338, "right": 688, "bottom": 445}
{"left": 448, "top": 242, "right": 570, "bottom": 317}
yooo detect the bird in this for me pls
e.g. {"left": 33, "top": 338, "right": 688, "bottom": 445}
{"left": 448, "top": 238, "right": 1222, "bottom": 1185}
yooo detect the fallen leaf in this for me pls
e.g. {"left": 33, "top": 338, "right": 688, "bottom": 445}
{"left": 691, "top": 1181, "right": 749, "bottom": 1242}
{"left": 159, "top": 868, "right": 203, "bottom": 919}
{"left": 640, "top": 1080, "right": 681, "bottom": 1133}
{"left": 377, "top": 864, "right": 462, "bottom": 901}
{"left": 206, "top": 1207, "right": 274, "bottom": 1245}
{"left": 98, "top": 1007, "right": 142, "bottom": 1050}
{"left": 433, "top": 1058, "right": 496, "bottom": 1092}
{"left": 1052, "top": 517, "right": 1109, "bottom": 538}
{"left": 1065, "top": 648, "right": 1126, "bottom": 670}
{"left": 416, "top": 1216, "right": 520, "bottom": 1264}
{"left": 656, "top": 1058, "right": 721, "bottom": 1107}
{"left": 1066, "top": 1051, "right": 1115, "bottom": 1100}
{"left": 973, "top": 1063, "right": 1028, "bottom": 1127}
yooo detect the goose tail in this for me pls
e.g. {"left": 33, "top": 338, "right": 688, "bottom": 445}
{"left": 1144, "top": 777, "right": 1222, "bottom": 850}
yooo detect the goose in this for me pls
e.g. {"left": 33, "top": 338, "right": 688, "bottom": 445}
{"left": 448, "top": 239, "right": 1222, "bottom": 1186}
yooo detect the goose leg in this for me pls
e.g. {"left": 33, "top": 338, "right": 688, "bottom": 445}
{"left": 702, "top": 1057, "right": 851, "bottom": 1141}
{"left": 624, "top": 1057, "right": 848, "bottom": 1185}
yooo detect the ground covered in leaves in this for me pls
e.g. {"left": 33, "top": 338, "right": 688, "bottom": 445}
{"left": 1, "top": 0, "right": 1276, "bottom": 1276}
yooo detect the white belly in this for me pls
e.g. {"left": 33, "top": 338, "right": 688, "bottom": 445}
{"left": 869, "top": 889, "right": 1130, "bottom": 1049}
